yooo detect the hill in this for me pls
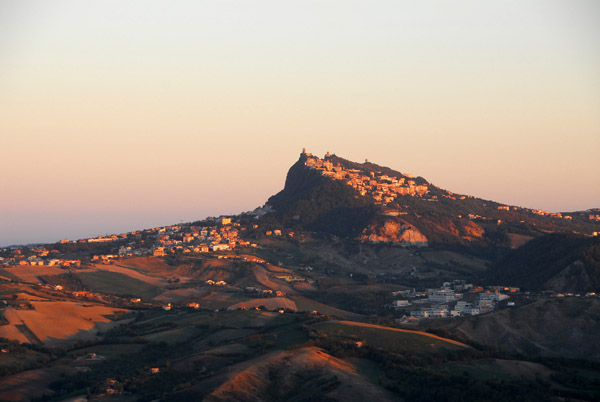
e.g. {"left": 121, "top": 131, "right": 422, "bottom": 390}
{"left": 266, "top": 152, "right": 379, "bottom": 238}
{"left": 420, "top": 297, "right": 600, "bottom": 361}
{"left": 488, "top": 234, "right": 600, "bottom": 292}
{"left": 266, "top": 150, "right": 600, "bottom": 246}
{"left": 1, "top": 149, "right": 600, "bottom": 401}
{"left": 181, "top": 347, "right": 397, "bottom": 402}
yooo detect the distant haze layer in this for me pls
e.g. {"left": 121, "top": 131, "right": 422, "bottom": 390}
{"left": 1, "top": 0, "right": 599, "bottom": 246}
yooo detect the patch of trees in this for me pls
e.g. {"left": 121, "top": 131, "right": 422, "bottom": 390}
{"left": 311, "top": 331, "right": 600, "bottom": 401}
{"left": 48, "top": 239, "right": 128, "bottom": 258}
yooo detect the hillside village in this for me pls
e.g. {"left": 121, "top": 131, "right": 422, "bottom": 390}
{"left": 302, "top": 150, "right": 599, "bottom": 235}
{"left": 0, "top": 217, "right": 265, "bottom": 268}
{"left": 303, "top": 150, "right": 429, "bottom": 204}
{"left": 392, "top": 282, "right": 598, "bottom": 321}
{"left": 398, "top": 282, "right": 518, "bottom": 319}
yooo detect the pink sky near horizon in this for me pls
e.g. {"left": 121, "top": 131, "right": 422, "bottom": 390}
{"left": 1, "top": 0, "right": 599, "bottom": 246}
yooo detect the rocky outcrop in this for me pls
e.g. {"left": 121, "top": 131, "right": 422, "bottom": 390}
{"left": 359, "top": 219, "right": 428, "bottom": 245}
{"left": 461, "top": 220, "right": 484, "bottom": 240}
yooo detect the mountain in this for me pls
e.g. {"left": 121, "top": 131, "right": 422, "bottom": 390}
{"left": 266, "top": 150, "right": 600, "bottom": 247}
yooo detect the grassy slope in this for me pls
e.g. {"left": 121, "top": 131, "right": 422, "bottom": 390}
{"left": 312, "top": 320, "right": 467, "bottom": 354}
{"left": 78, "top": 270, "right": 161, "bottom": 299}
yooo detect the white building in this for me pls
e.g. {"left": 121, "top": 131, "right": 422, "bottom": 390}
{"left": 428, "top": 289, "right": 461, "bottom": 303}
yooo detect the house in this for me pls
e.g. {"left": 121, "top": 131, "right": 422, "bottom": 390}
{"left": 211, "top": 244, "right": 229, "bottom": 251}
{"left": 480, "top": 291, "right": 509, "bottom": 301}
{"left": 410, "top": 309, "right": 429, "bottom": 318}
{"left": 427, "top": 289, "right": 460, "bottom": 303}
{"left": 463, "top": 307, "right": 480, "bottom": 316}
{"left": 478, "top": 298, "right": 495, "bottom": 313}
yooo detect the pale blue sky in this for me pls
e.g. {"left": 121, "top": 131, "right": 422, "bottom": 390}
{"left": 1, "top": 1, "right": 599, "bottom": 245}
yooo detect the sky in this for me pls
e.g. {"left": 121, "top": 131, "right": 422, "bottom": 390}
{"left": 1, "top": 0, "right": 599, "bottom": 246}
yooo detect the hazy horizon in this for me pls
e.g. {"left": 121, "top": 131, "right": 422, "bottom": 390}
{"left": 2, "top": 1, "right": 599, "bottom": 247}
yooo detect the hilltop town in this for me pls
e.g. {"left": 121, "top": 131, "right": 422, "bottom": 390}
{"left": 303, "top": 149, "right": 429, "bottom": 203}
{"left": 297, "top": 150, "right": 599, "bottom": 241}
{"left": 0, "top": 217, "right": 264, "bottom": 268}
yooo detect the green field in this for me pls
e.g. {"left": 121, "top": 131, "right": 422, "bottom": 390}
{"left": 443, "top": 359, "right": 522, "bottom": 381}
{"left": 293, "top": 296, "right": 363, "bottom": 320}
{"left": 0, "top": 344, "right": 45, "bottom": 370}
{"left": 420, "top": 250, "right": 489, "bottom": 272}
{"left": 70, "top": 343, "right": 146, "bottom": 359}
{"left": 79, "top": 270, "right": 162, "bottom": 299}
{"left": 0, "top": 269, "right": 21, "bottom": 282}
{"left": 312, "top": 321, "right": 466, "bottom": 354}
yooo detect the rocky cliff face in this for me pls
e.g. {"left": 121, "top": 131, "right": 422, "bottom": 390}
{"left": 359, "top": 218, "right": 428, "bottom": 245}
{"left": 266, "top": 153, "right": 377, "bottom": 238}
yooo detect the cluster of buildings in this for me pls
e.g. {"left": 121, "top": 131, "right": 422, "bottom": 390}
{"left": 0, "top": 216, "right": 263, "bottom": 270}
{"left": 244, "top": 286, "right": 286, "bottom": 297}
{"left": 302, "top": 150, "right": 429, "bottom": 204}
{"left": 0, "top": 248, "right": 81, "bottom": 268}
{"left": 531, "top": 209, "right": 572, "bottom": 220}
{"left": 151, "top": 218, "right": 256, "bottom": 257}
{"left": 440, "top": 191, "right": 468, "bottom": 201}
{"left": 390, "top": 281, "right": 519, "bottom": 319}
{"left": 205, "top": 279, "right": 227, "bottom": 286}
{"left": 272, "top": 274, "right": 307, "bottom": 283}
{"left": 265, "top": 229, "right": 294, "bottom": 237}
